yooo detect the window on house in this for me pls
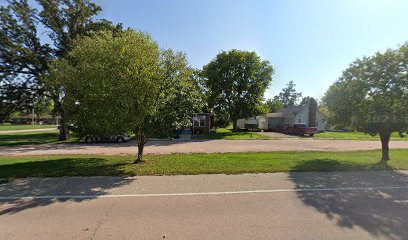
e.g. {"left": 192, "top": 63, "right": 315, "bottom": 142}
{"left": 298, "top": 118, "right": 302, "bottom": 123}
{"left": 193, "top": 115, "right": 206, "bottom": 127}
{"left": 199, "top": 117, "right": 205, "bottom": 126}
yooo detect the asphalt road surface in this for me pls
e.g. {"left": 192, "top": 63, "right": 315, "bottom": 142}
{"left": 2, "top": 139, "right": 408, "bottom": 156}
{"left": 1, "top": 171, "right": 407, "bottom": 239}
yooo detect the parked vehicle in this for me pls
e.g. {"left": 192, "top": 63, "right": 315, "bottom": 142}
{"left": 84, "top": 133, "right": 131, "bottom": 143}
{"left": 283, "top": 123, "right": 317, "bottom": 136}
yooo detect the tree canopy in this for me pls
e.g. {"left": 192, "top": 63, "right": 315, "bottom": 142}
{"left": 264, "top": 96, "right": 283, "bottom": 113}
{"left": 203, "top": 50, "right": 274, "bottom": 130}
{"left": 51, "top": 30, "right": 200, "bottom": 161}
{"left": 0, "top": 0, "right": 122, "bottom": 139}
{"left": 0, "top": 0, "right": 52, "bottom": 121}
{"left": 278, "top": 81, "right": 302, "bottom": 108}
{"left": 299, "top": 96, "right": 315, "bottom": 106}
{"left": 323, "top": 43, "right": 408, "bottom": 161}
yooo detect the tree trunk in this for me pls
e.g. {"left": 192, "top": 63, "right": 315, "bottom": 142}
{"left": 232, "top": 118, "right": 237, "bottom": 131}
{"left": 135, "top": 132, "right": 147, "bottom": 163}
{"left": 53, "top": 98, "right": 69, "bottom": 141}
{"left": 380, "top": 131, "right": 391, "bottom": 161}
{"left": 58, "top": 115, "right": 70, "bottom": 141}
{"left": 137, "top": 141, "right": 144, "bottom": 162}
{"left": 36, "top": 112, "right": 40, "bottom": 125}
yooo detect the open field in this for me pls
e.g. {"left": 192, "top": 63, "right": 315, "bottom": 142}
{"left": 192, "top": 126, "right": 270, "bottom": 139}
{"left": 1, "top": 149, "right": 407, "bottom": 178}
{"left": 0, "top": 124, "right": 56, "bottom": 131}
{"left": 315, "top": 131, "right": 408, "bottom": 141}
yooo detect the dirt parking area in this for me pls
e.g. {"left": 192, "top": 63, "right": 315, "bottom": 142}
{"left": 1, "top": 139, "right": 408, "bottom": 156}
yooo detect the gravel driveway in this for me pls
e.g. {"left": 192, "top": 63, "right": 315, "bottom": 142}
{"left": 1, "top": 139, "right": 408, "bottom": 156}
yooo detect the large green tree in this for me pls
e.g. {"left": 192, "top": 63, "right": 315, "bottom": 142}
{"left": 0, "top": 0, "right": 52, "bottom": 122}
{"left": 134, "top": 49, "right": 203, "bottom": 160}
{"left": 264, "top": 96, "right": 283, "bottom": 113}
{"left": 50, "top": 30, "right": 200, "bottom": 162}
{"left": 323, "top": 44, "right": 408, "bottom": 161}
{"left": 299, "top": 96, "right": 315, "bottom": 106}
{"left": 203, "top": 50, "right": 274, "bottom": 130}
{"left": 0, "top": 0, "right": 121, "bottom": 139}
{"left": 278, "top": 81, "right": 302, "bottom": 108}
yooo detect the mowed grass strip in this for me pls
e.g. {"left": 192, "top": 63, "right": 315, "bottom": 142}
{"left": 192, "top": 127, "right": 270, "bottom": 140}
{"left": 0, "top": 124, "right": 56, "bottom": 131}
{"left": 315, "top": 131, "right": 408, "bottom": 141}
{"left": 1, "top": 150, "right": 408, "bottom": 178}
{"left": 0, "top": 131, "right": 78, "bottom": 147}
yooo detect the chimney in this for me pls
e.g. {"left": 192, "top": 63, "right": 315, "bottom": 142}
{"left": 308, "top": 98, "right": 317, "bottom": 127}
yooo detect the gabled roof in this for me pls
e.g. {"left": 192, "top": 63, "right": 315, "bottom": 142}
{"left": 266, "top": 112, "right": 284, "bottom": 118}
{"left": 278, "top": 105, "right": 307, "bottom": 118}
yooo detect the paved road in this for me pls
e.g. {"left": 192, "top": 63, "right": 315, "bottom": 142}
{"left": 1, "top": 171, "right": 407, "bottom": 239}
{"left": 1, "top": 139, "right": 408, "bottom": 156}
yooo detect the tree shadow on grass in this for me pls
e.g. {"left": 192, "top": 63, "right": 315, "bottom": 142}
{"left": 0, "top": 158, "right": 132, "bottom": 178}
{"left": 291, "top": 159, "right": 395, "bottom": 172}
{"left": 0, "top": 157, "right": 134, "bottom": 215}
{"left": 0, "top": 132, "right": 60, "bottom": 147}
{"left": 289, "top": 160, "right": 408, "bottom": 240}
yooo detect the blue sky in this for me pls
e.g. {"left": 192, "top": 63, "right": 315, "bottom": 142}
{"left": 96, "top": 0, "right": 408, "bottom": 100}
{"left": 5, "top": 0, "right": 407, "bottom": 100}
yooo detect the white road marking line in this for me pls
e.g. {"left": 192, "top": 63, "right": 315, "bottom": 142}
{"left": 1, "top": 186, "right": 408, "bottom": 201}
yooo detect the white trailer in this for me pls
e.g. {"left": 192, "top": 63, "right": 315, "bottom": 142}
{"left": 236, "top": 117, "right": 258, "bottom": 129}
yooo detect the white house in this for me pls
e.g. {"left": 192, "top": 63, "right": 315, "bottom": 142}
{"left": 236, "top": 117, "right": 258, "bottom": 130}
{"left": 237, "top": 99, "right": 326, "bottom": 132}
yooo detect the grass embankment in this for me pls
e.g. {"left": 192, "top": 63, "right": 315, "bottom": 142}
{"left": 315, "top": 131, "right": 407, "bottom": 141}
{"left": 1, "top": 150, "right": 407, "bottom": 178}
{"left": 0, "top": 131, "right": 78, "bottom": 147}
{"left": 0, "top": 124, "right": 56, "bottom": 131}
{"left": 192, "top": 126, "right": 270, "bottom": 140}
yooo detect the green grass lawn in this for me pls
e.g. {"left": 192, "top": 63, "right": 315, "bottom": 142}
{"left": 1, "top": 149, "right": 407, "bottom": 178}
{"left": 315, "top": 131, "right": 408, "bottom": 141}
{"left": 0, "top": 131, "right": 78, "bottom": 147}
{"left": 0, "top": 123, "right": 57, "bottom": 131}
{"left": 192, "top": 126, "right": 270, "bottom": 140}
